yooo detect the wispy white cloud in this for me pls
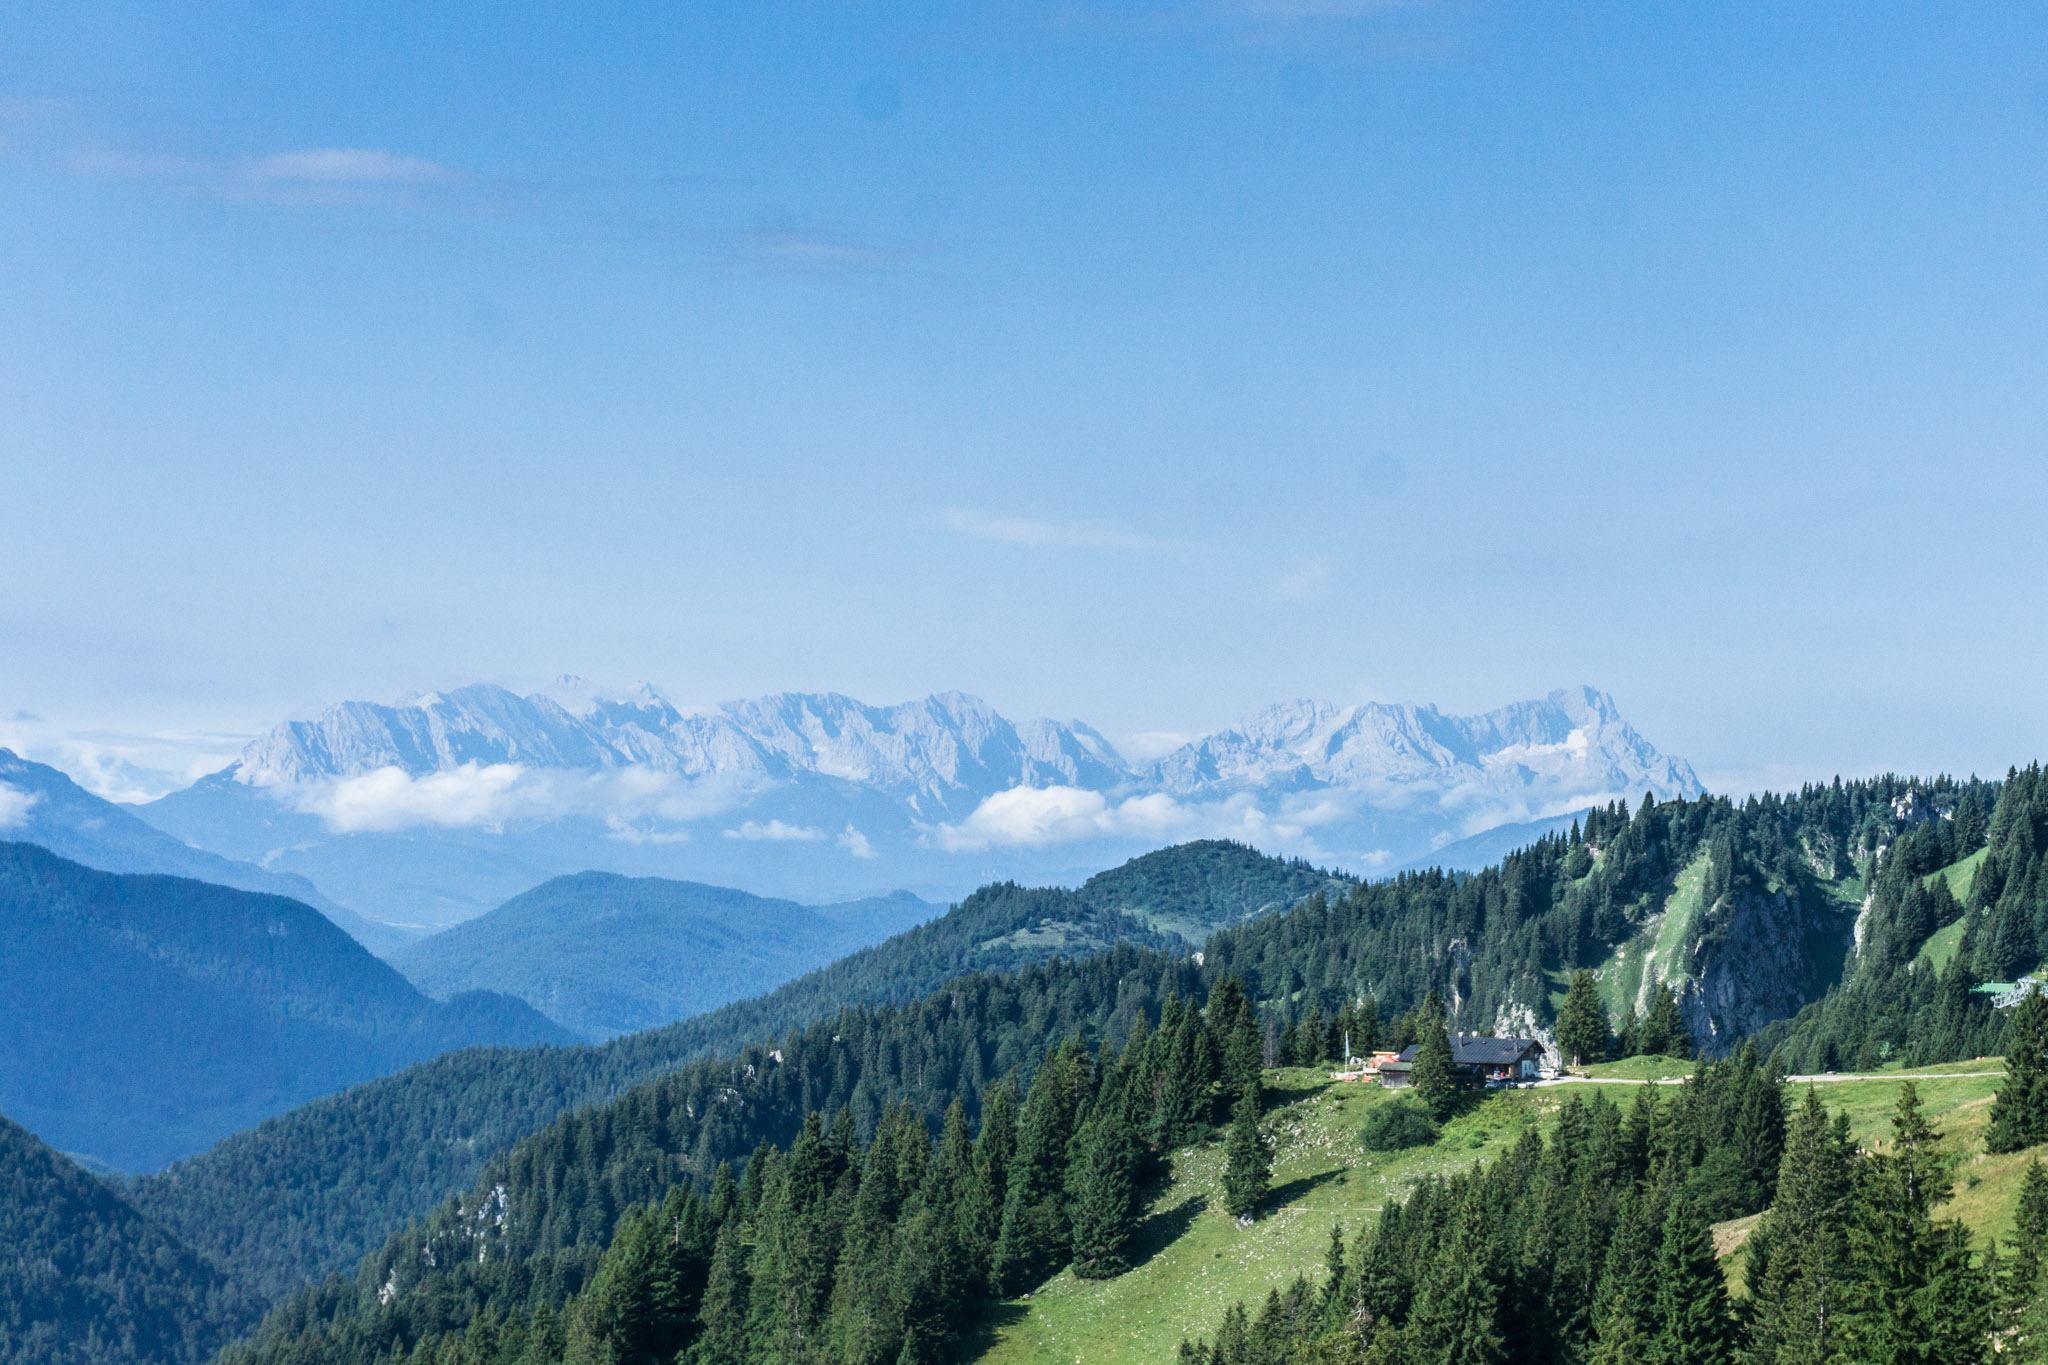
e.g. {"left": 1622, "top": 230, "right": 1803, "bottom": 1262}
{"left": 723, "top": 818, "right": 826, "bottom": 843}
{"left": 0, "top": 782, "right": 41, "bottom": 829}
{"left": 737, "top": 228, "right": 902, "bottom": 274}
{"left": 0, "top": 715, "right": 246, "bottom": 803}
{"left": 838, "top": 824, "right": 877, "bottom": 859}
{"left": 1270, "top": 556, "right": 1337, "bottom": 603}
{"left": 62, "top": 139, "right": 464, "bottom": 206}
{"left": 242, "top": 148, "right": 454, "bottom": 186}
{"left": 939, "top": 508, "right": 1176, "bottom": 551}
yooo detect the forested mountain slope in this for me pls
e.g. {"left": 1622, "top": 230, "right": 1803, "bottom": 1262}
{"left": 1763, "top": 763, "right": 2048, "bottom": 1069}
{"left": 1214, "top": 774, "right": 2014, "bottom": 1056}
{"left": 0, "top": 1111, "right": 252, "bottom": 1365}
{"left": 396, "top": 873, "right": 938, "bottom": 1038}
{"left": 0, "top": 842, "right": 569, "bottom": 1171}
{"left": 130, "top": 841, "right": 1324, "bottom": 1304}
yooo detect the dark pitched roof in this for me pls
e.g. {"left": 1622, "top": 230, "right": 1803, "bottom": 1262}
{"left": 1394, "top": 1033, "right": 1545, "bottom": 1067}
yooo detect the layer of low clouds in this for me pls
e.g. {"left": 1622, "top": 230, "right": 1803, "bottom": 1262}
{"left": 277, "top": 762, "right": 749, "bottom": 834}
{"left": 927, "top": 782, "right": 1354, "bottom": 855}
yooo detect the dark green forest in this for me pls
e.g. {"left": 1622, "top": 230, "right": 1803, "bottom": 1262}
{"left": 0, "top": 1114, "right": 253, "bottom": 1365}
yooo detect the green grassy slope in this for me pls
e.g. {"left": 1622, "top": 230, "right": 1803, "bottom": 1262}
{"left": 976, "top": 1070, "right": 1559, "bottom": 1365}
{"left": 1586, "top": 849, "right": 1714, "bottom": 1020}
{"left": 1913, "top": 848, "right": 1990, "bottom": 973}
{"left": 974, "top": 1060, "right": 2042, "bottom": 1363}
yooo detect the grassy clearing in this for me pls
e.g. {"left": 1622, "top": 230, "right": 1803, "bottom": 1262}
{"left": 1589, "top": 850, "right": 1713, "bottom": 1021}
{"left": 1908, "top": 849, "right": 1988, "bottom": 972}
{"left": 1934, "top": 847, "right": 1988, "bottom": 903}
{"left": 1579, "top": 1054, "right": 1695, "bottom": 1081}
{"left": 973, "top": 1069, "right": 1558, "bottom": 1365}
{"left": 971, "top": 1059, "right": 2034, "bottom": 1361}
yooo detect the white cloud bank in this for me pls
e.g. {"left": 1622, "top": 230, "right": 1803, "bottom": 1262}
{"left": 0, "top": 782, "right": 41, "bottom": 829}
{"left": 277, "top": 763, "right": 750, "bottom": 834}
{"left": 929, "top": 784, "right": 1351, "bottom": 854}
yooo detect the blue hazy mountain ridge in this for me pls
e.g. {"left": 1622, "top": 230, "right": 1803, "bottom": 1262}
{"left": 136, "top": 681, "right": 1699, "bottom": 929}
{"left": 0, "top": 841, "right": 572, "bottom": 1172}
{"left": 0, "top": 748, "right": 406, "bottom": 956}
{"left": 1397, "top": 810, "right": 1592, "bottom": 873}
{"left": 394, "top": 873, "right": 940, "bottom": 1039}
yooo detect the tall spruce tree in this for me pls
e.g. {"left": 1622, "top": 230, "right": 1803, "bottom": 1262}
{"left": 993, "top": 1040, "right": 1089, "bottom": 1293}
{"left": 1989, "top": 991, "right": 2048, "bottom": 1154}
{"left": 1412, "top": 995, "right": 1461, "bottom": 1123}
{"left": 2002, "top": 1161, "right": 2048, "bottom": 1343}
{"left": 1838, "top": 1085, "right": 1992, "bottom": 1364}
{"left": 1068, "top": 1104, "right": 1141, "bottom": 1278}
{"left": 1650, "top": 1187, "right": 1735, "bottom": 1363}
{"left": 1222, "top": 1081, "right": 1270, "bottom": 1220}
{"left": 1404, "top": 1195, "right": 1505, "bottom": 1364}
{"left": 1636, "top": 984, "right": 1693, "bottom": 1059}
{"left": 1556, "top": 970, "right": 1610, "bottom": 1070}
{"left": 1746, "top": 1089, "right": 1855, "bottom": 1364}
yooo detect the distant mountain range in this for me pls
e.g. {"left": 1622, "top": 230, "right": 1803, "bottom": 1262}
{"left": 395, "top": 874, "right": 939, "bottom": 1039}
{"left": 0, "top": 843, "right": 570, "bottom": 1171}
{"left": 132, "top": 681, "right": 1699, "bottom": 930}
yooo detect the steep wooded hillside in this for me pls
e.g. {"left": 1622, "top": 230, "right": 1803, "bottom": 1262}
{"left": 0, "top": 1111, "right": 251, "bottom": 1365}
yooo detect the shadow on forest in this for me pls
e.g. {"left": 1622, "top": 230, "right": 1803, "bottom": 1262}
{"left": 1127, "top": 1193, "right": 1207, "bottom": 1271}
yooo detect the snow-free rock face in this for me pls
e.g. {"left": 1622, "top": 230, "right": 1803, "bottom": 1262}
{"left": 137, "top": 681, "right": 1700, "bottom": 929}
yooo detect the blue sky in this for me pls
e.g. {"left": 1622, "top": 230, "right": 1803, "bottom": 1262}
{"left": 2, "top": 1, "right": 2045, "bottom": 799}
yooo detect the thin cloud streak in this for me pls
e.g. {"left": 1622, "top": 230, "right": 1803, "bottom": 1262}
{"left": 939, "top": 507, "right": 1179, "bottom": 552}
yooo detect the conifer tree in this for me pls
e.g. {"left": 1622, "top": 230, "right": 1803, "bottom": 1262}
{"left": 1590, "top": 1181, "right": 1664, "bottom": 1363}
{"left": 993, "top": 1041, "right": 1088, "bottom": 1293}
{"left": 1404, "top": 1196, "right": 1504, "bottom": 1364}
{"left": 1556, "top": 970, "right": 1610, "bottom": 1069}
{"left": 1222, "top": 1082, "right": 1270, "bottom": 1220}
{"left": 1412, "top": 995, "right": 1460, "bottom": 1122}
{"left": 1637, "top": 984, "right": 1693, "bottom": 1059}
{"left": 2008, "top": 1162, "right": 2048, "bottom": 1317}
{"left": 1209, "top": 976, "right": 1265, "bottom": 1106}
{"left": 1650, "top": 1187, "right": 1735, "bottom": 1363}
{"left": 1746, "top": 1089, "right": 1855, "bottom": 1364}
{"left": 1839, "top": 1084, "right": 1992, "bottom": 1364}
{"left": 686, "top": 1223, "right": 749, "bottom": 1365}
{"left": 1990, "top": 991, "right": 2048, "bottom": 1154}
{"left": 1068, "top": 1104, "right": 1141, "bottom": 1278}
